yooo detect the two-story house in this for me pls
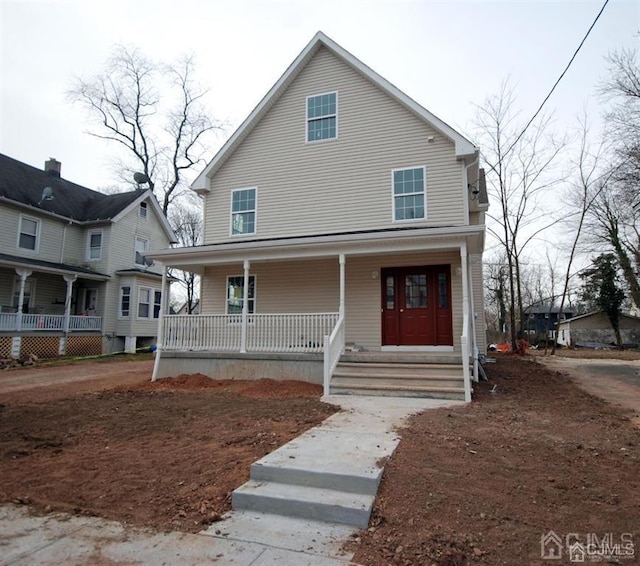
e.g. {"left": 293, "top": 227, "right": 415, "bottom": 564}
{"left": 149, "top": 32, "right": 488, "bottom": 401}
{"left": 0, "top": 154, "right": 176, "bottom": 359}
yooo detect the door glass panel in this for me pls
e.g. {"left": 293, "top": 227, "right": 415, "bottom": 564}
{"left": 405, "top": 274, "right": 427, "bottom": 308}
{"left": 386, "top": 276, "right": 395, "bottom": 309}
{"left": 438, "top": 273, "right": 448, "bottom": 308}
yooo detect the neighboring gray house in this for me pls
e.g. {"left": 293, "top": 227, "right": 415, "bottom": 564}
{"left": 0, "top": 154, "right": 176, "bottom": 358}
{"left": 149, "top": 32, "right": 488, "bottom": 401}
{"left": 557, "top": 311, "right": 640, "bottom": 348}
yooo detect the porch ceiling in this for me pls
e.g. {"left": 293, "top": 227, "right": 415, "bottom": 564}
{"left": 0, "top": 253, "right": 110, "bottom": 281}
{"left": 148, "top": 225, "right": 485, "bottom": 273}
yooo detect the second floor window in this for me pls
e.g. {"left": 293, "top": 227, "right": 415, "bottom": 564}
{"left": 135, "top": 236, "right": 149, "bottom": 266}
{"left": 393, "top": 166, "right": 426, "bottom": 222}
{"left": 88, "top": 230, "right": 102, "bottom": 260}
{"left": 307, "top": 92, "right": 337, "bottom": 142}
{"left": 231, "top": 188, "right": 256, "bottom": 236}
{"left": 18, "top": 216, "right": 39, "bottom": 251}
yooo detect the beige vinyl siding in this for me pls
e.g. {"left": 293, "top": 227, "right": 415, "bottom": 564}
{"left": 201, "top": 251, "right": 463, "bottom": 351}
{"left": 470, "top": 253, "right": 487, "bottom": 352}
{"left": 0, "top": 268, "right": 15, "bottom": 309}
{"left": 204, "top": 46, "right": 466, "bottom": 244}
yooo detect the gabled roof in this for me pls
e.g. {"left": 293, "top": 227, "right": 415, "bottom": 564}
{"left": 0, "top": 153, "right": 176, "bottom": 241}
{"left": 558, "top": 310, "right": 640, "bottom": 325}
{"left": 192, "top": 31, "right": 478, "bottom": 192}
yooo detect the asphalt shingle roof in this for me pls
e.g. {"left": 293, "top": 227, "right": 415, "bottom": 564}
{"left": 0, "top": 153, "right": 142, "bottom": 222}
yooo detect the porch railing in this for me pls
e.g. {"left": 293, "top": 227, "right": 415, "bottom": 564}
{"left": 323, "top": 314, "right": 345, "bottom": 396}
{"left": 162, "top": 313, "right": 340, "bottom": 353}
{"left": 0, "top": 313, "right": 102, "bottom": 332}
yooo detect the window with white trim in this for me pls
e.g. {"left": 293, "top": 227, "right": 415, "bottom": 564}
{"left": 12, "top": 277, "right": 35, "bottom": 312}
{"left": 135, "top": 236, "right": 149, "bottom": 266}
{"left": 87, "top": 230, "right": 103, "bottom": 260}
{"left": 306, "top": 92, "right": 337, "bottom": 142}
{"left": 226, "top": 276, "right": 255, "bottom": 314}
{"left": 139, "top": 201, "right": 148, "bottom": 219}
{"left": 392, "top": 166, "right": 426, "bottom": 221}
{"left": 120, "top": 286, "right": 131, "bottom": 318}
{"left": 18, "top": 215, "right": 39, "bottom": 251}
{"left": 153, "top": 290, "right": 162, "bottom": 319}
{"left": 138, "top": 287, "right": 151, "bottom": 319}
{"left": 230, "top": 188, "right": 257, "bottom": 236}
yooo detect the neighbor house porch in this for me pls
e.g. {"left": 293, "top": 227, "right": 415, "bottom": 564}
{"left": 149, "top": 227, "right": 486, "bottom": 402}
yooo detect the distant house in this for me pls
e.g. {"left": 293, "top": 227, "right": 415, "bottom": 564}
{"left": 557, "top": 311, "right": 640, "bottom": 348}
{"left": 148, "top": 32, "right": 488, "bottom": 402}
{"left": 523, "top": 305, "right": 573, "bottom": 345}
{"left": 0, "top": 154, "right": 176, "bottom": 358}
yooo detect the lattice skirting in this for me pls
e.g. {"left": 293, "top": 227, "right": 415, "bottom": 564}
{"left": 66, "top": 335, "right": 103, "bottom": 357}
{"left": 0, "top": 337, "right": 12, "bottom": 359}
{"left": 20, "top": 336, "right": 60, "bottom": 359}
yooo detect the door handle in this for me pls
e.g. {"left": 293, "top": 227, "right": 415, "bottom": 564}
{"left": 400, "top": 309, "right": 404, "bottom": 312}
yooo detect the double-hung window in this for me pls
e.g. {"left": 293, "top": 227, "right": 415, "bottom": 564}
{"left": 153, "top": 291, "right": 162, "bottom": 319}
{"left": 138, "top": 287, "right": 151, "bottom": 319}
{"left": 392, "top": 166, "right": 426, "bottom": 222}
{"left": 18, "top": 215, "right": 39, "bottom": 251}
{"left": 87, "top": 230, "right": 103, "bottom": 260}
{"left": 135, "top": 236, "right": 149, "bottom": 266}
{"left": 230, "top": 188, "right": 256, "bottom": 236}
{"left": 120, "top": 286, "right": 131, "bottom": 318}
{"left": 226, "top": 276, "right": 255, "bottom": 314}
{"left": 139, "top": 202, "right": 148, "bottom": 219}
{"left": 306, "top": 92, "right": 337, "bottom": 142}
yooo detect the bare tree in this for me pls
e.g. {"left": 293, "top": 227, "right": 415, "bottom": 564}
{"left": 169, "top": 201, "right": 203, "bottom": 314}
{"left": 68, "top": 45, "right": 220, "bottom": 214}
{"left": 473, "top": 81, "right": 567, "bottom": 349}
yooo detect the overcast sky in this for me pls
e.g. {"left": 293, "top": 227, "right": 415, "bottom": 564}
{"left": 1, "top": 0, "right": 638, "bottom": 193}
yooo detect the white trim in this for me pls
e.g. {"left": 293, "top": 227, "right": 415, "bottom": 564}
{"left": 191, "top": 31, "right": 478, "bottom": 192}
{"left": 17, "top": 214, "right": 40, "bottom": 253}
{"left": 305, "top": 91, "right": 338, "bottom": 144}
{"left": 86, "top": 228, "right": 103, "bottom": 261}
{"left": 381, "top": 345, "right": 454, "bottom": 352}
{"left": 229, "top": 187, "right": 258, "bottom": 237}
{"left": 391, "top": 165, "right": 427, "bottom": 223}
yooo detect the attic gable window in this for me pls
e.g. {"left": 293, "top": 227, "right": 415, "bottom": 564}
{"left": 230, "top": 187, "right": 257, "bottom": 236}
{"left": 139, "top": 201, "right": 148, "bottom": 219}
{"left": 392, "top": 166, "right": 426, "bottom": 222}
{"left": 18, "top": 215, "right": 40, "bottom": 251}
{"left": 306, "top": 92, "right": 337, "bottom": 142}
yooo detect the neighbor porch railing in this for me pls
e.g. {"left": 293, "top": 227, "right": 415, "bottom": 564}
{"left": 0, "top": 313, "right": 102, "bottom": 332}
{"left": 162, "top": 313, "right": 340, "bottom": 354}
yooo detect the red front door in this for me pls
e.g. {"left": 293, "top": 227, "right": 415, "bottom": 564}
{"left": 381, "top": 266, "right": 453, "bottom": 346}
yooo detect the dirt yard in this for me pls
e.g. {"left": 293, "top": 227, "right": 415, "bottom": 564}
{"left": 1, "top": 354, "right": 639, "bottom": 565}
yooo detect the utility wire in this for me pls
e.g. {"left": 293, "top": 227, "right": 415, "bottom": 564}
{"left": 502, "top": 0, "right": 611, "bottom": 159}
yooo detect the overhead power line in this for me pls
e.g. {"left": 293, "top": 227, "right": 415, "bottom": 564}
{"left": 503, "top": 0, "right": 611, "bottom": 159}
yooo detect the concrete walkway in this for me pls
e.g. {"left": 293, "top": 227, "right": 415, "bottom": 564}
{"left": 1, "top": 395, "right": 463, "bottom": 565}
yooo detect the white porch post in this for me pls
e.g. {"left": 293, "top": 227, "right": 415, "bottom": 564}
{"left": 152, "top": 263, "right": 167, "bottom": 382}
{"left": 240, "top": 259, "right": 250, "bottom": 353}
{"left": 15, "top": 268, "right": 32, "bottom": 332}
{"left": 339, "top": 253, "right": 345, "bottom": 318}
{"left": 468, "top": 255, "right": 479, "bottom": 382}
{"left": 460, "top": 243, "right": 472, "bottom": 402}
{"left": 60, "top": 274, "right": 77, "bottom": 355}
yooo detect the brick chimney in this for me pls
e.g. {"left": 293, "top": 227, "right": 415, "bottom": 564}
{"left": 44, "top": 158, "right": 61, "bottom": 177}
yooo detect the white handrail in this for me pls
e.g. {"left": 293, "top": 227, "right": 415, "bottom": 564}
{"left": 0, "top": 313, "right": 102, "bottom": 332}
{"left": 461, "top": 313, "right": 471, "bottom": 402}
{"left": 323, "top": 314, "right": 345, "bottom": 396}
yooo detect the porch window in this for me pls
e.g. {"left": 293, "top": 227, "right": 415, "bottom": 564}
{"left": 392, "top": 166, "right": 426, "bottom": 222}
{"left": 153, "top": 290, "right": 162, "bottom": 318}
{"left": 230, "top": 188, "right": 256, "bottom": 236}
{"left": 18, "top": 215, "right": 39, "bottom": 251}
{"left": 12, "top": 277, "right": 34, "bottom": 312}
{"left": 120, "top": 286, "right": 131, "bottom": 318}
{"left": 226, "top": 276, "right": 255, "bottom": 314}
{"left": 135, "top": 236, "right": 149, "bottom": 266}
{"left": 87, "top": 230, "right": 103, "bottom": 260}
{"left": 306, "top": 92, "right": 337, "bottom": 142}
{"left": 138, "top": 287, "right": 151, "bottom": 319}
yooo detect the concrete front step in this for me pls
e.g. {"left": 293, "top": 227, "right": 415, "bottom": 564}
{"left": 340, "top": 352, "right": 462, "bottom": 364}
{"left": 331, "top": 374, "right": 463, "bottom": 390}
{"left": 330, "top": 383, "right": 466, "bottom": 400}
{"left": 335, "top": 362, "right": 463, "bottom": 378}
{"left": 232, "top": 480, "right": 374, "bottom": 528}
